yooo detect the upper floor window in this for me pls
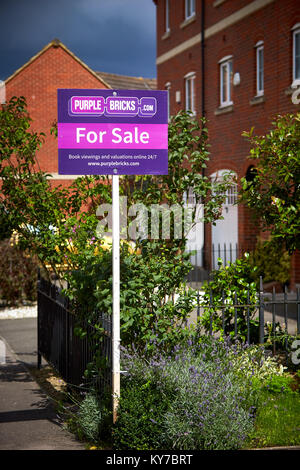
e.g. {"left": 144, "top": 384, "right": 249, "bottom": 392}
{"left": 185, "top": 72, "right": 196, "bottom": 114}
{"left": 255, "top": 41, "right": 264, "bottom": 96}
{"left": 293, "top": 25, "right": 300, "bottom": 83}
{"left": 219, "top": 56, "right": 233, "bottom": 107}
{"left": 185, "top": 0, "right": 195, "bottom": 20}
{"left": 165, "top": 0, "right": 170, "bottom": 33}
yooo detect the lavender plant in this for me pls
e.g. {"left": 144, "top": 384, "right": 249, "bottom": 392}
{"left": 114, "top": 336, "right": 274, "bottom": 450}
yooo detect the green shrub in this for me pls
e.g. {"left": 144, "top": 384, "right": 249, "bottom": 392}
{"left": 66, "top": 241, "right": 196, "bottom": 352}
{"left": 112, "top": 381, "right": 168, "bottom": 450}
{"left": 227, "top": 343, "right": 286, "bottom": 388}
{"left": 0, "top": 238, "right": 38, "bottom": 305}
{"left": 77, "top": 393, "right": 102, "bottom": 443}
{"left": 249, "top": 238, "right": 291, "bottom": 287}
{"left": 200, "top": 254, "right": 259, "bottom": 342}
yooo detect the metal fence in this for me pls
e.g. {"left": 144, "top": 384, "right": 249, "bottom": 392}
{"left": 186, "top": 243, "right": 241, "bottom": 283}
{"left": 193, "top": 277, "right": 300, "bottom": 351}
{"left": 37, "top": 275, "right": 112, "bottom": 394}
{"left": 37, "top": 269, "right": 300, "bottom": 394}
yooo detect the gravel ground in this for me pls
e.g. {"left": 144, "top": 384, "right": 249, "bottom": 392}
{"left": 0, "top": 303, "right": 37, "bottom": 320}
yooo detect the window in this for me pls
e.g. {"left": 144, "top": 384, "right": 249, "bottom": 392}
{"left": 165, "top": 82, "right": 171, "bottom": 120}
{"left": 165, "top": 0, "right": 170, "bottom": 33}
{"left": 219, "top": 57, "right": 233, "bottom": 107}
{"left": 293, "top": 26, "right": 300, "bottom": 83}
{"left": 185, "top": 0, "right": 195, "bottom": 20}
{"left": 210, "top": 170, "right": 238, "bottom": 269}
{"left": 185, "top": 72, "right": 196, "bottom": 114}
{"left": 256, "top": 42, "right": 264, "bottom": 96}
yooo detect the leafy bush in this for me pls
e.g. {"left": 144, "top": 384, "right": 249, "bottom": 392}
{"left": 0, "top": 203, "right": 13, "bottom": 240}
{"left": 249, "top": 238, "right": 291, "bottom": 287}
{"left": 227, "top": 343, "right": 286, "bottom": 389}
{"left": 68, "top": 390, "right": 112, "bottom": 445}
{"left": 112, "top": 336, "right": 285, "bottom": 450}
{"left": 66, "top": 240, "right": 196, "bottom": 352}
{"left": 77, "top": 393, "right": 102, "bottom": 442}
{"left": 112, "top": 381, "right": 168, "bottom": 450}
{"left": 0, "top": 238, "right": 38, "bottom": 305}
{"left": 240, "top": 112, "right": 300, "bottom": 254}
{"left": 200, "top": 254, "right": 259, "bottom": 341}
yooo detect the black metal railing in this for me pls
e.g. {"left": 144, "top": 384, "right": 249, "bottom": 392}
{"left": 37, "top": 271, "right": 300, "bottom": 393}
{"left": 37, "top": 275, "right": 112, "bottom": 394}
{"left": 193, "top": 277, "right": 300, "bottom": 351}
{"left": 186, "top": 243, "right": 243, "bottom": 283}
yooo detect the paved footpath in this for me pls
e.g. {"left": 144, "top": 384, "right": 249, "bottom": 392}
{"left": 0, "top": 317, "right": 85, "bottom": 450}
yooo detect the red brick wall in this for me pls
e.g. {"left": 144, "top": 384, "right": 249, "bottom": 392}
{"left": 291, "top": 251, "right": 300, "bottom": 291}
{"left": 5, "top": 43, "right": 108, "bottom": 179}
{"left": 156, "top": 0, "right": 300, "bottom": 283}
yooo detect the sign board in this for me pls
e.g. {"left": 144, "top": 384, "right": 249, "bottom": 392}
{"left": 57, "top": 89, "right": 168, "bottom": 175}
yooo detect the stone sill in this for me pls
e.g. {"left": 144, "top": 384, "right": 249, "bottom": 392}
{"left": 285, "top": 85, "right": 293, "bottom": 96}
{"left": 214, "top": 104, "right": 234, "bottom": 116}
{"left": 250, "top": 95, "right": 265, "bottom": 106}
{"left": 180, "top": 15, "right": 196, "bottom": 29}
{"left": 213, "top": 0, "right": 227, "bottom": 7}
{"left": 161, "top": 30, "right": 171, "bottom": 40}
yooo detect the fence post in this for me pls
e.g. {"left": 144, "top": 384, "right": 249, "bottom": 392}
{"left": 284, "top": 285, "right": 288, "bottom": 353}
{"left": 37, "top": 268, "right": 41, "bottom": 370}
{"left": 297, "top": 287, "right": 300, "bottom": 335}
{"left": 272, "top": 286, "right": 276, "bottom": 356}
{"left": 259, "top": 276, "right": 264, "bottom": 344}
{"left": 234, "top": 291, "right": 238, "bottom": 338}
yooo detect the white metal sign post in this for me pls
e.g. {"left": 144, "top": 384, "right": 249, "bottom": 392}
{"left": 112, "top": 174, "right": 120, "bottom": 423}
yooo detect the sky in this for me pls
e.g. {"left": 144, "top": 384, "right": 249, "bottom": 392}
{"left": 0, "top": 0, "right": 157, "bottom": 82}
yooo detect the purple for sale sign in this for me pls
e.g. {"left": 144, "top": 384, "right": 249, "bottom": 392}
{"left": 57, "top": 89, "right": 168, "bottom": 175}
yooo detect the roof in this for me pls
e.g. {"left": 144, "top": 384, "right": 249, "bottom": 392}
{"left": 96, "top": 71, "right": 157, "bottom": 90}
{"left": 4, "top": 39, "right": 157, "bottom": 91}
{"left": 5, "top": 39, "right": 110, "bottom": 88}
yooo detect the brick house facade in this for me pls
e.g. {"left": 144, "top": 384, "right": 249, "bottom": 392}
{"left": 154, "top": 0, "right": 300, "bottom": 289}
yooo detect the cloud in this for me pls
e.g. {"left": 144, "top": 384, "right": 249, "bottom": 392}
{"left": 0, "top": 0, "right": 156, "bottom": 80}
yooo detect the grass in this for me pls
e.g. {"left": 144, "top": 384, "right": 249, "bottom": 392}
{"left": 246, "top": 373, "right": 300, "bottom": 448}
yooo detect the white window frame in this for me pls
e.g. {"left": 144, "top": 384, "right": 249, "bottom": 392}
{"left": 184, "top": 72, "right": 196, "bottom": 114}
{"left": 292, "top": 25, "right": 300, "bottom": 84}
{"left": 255, "top": 41, "right": 264, "bottom": 96}
{"left": 219, "top": 56, "right": 233, "bottom": 107}
{"left": 185, "top": 0, "right": 195, "bottom": 20}
{"left": 165, "top": 0, "right": 170, "bottom": 33}
{"left": 165, "top": 82, "right": 171, "bottom": 120}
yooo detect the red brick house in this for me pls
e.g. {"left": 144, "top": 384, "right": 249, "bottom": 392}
{"left": 153, "top": 0, "right": 300, "bottom": 289}
{"left": 4, "top": 39, "right": 156, "bottom": 188}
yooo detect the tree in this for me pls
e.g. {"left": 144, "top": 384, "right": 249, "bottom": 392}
{"left": 0, "top": 96, "right": 110, "bottom": 280}
{"left": 239, "top": 113, "right": 300, "bottom": 253}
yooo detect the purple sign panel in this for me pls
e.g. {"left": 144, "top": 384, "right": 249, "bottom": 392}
{"left": 58, "top": 89, "right": 168, "bottom": 175}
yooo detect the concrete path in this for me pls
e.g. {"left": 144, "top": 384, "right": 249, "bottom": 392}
{"left": 0, "top": 318, "right": 85, "bottom": 450}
